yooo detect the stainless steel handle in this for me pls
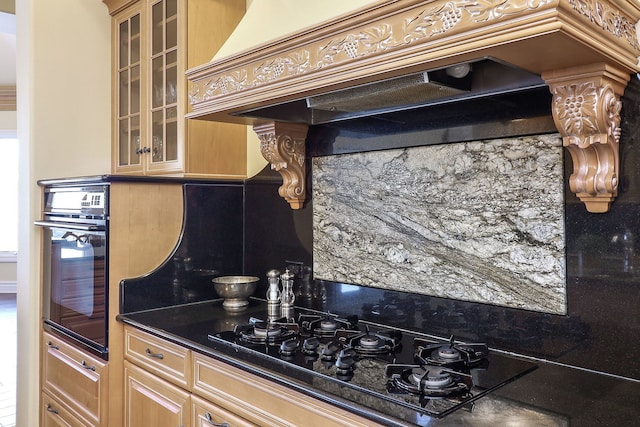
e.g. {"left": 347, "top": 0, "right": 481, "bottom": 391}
{"left": 46, "top": 404, "right": 59, "bottom": 414}
{"left": 145, "top": 348, "right": 164, "bottom": 359}
{"left": 81, "top": 360, "right": 96, "bottom": 371}
{"left": 205, "top": 412, "right": 230, "bottom": 427}
{"left": 47, "top": 341, "right": 59, "bottom": 350}
{"left": 34, "top": 220, "right": 105, "bottom": 232}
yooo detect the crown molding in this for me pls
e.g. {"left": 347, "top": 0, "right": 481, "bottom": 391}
{"left": 0, "top": 85, "right": 16, "bottom": 111}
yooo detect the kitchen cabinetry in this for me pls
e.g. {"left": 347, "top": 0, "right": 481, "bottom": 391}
{"left": 123, "top": 325, "right": 377, "bottom": 427}
{"left": 41, "top": 331, "right": 109, "bottom": 427}
{"left": 124, "top": 361, "right": 191, "bottom": 427}
{"left": 107, "top": 181, "right": 184, "bottom": 425}
{"left": 123, "top": 326, "right": 252, "bottom": 427}
{"left": 192, "top": 395, "right": 257, "bottom": 427}
{"left": 124, "top": 325, "right": 192, "bottom": 389}
{"left": 42, "top": 392, "right": 88, "bottom": 427}
{"left": 106, "top": 0, "right": 247, "bottom": 177}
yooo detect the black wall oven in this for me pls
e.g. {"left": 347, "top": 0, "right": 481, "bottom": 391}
{"left": 35, "top": 180, "right": 109, "bottom": 359}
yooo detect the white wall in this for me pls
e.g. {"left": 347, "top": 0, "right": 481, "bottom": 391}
{"left": 16, "top": 1, "right": 111, "bottom": 426}
{"left": 0, "top": 110, "right": 15, "bottom": 133}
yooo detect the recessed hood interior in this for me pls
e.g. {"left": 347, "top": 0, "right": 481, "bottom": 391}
{"left": 235, "top": 59, "right": 547, "bottom": 126}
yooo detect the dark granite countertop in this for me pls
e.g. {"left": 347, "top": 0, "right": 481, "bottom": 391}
{"left": 37, "top": 174, "right": 245, "bottom": 187}
{"left": 118, "top": 299, "right": 640, "bottom": 427}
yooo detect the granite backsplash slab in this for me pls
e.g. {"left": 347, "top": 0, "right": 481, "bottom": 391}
{"left": 313, "top": 134, "right": 566, "bottom": 314}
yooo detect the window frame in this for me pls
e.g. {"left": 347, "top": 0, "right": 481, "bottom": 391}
{"left": 0, "top": 131, "right": 18, "bottom": 259}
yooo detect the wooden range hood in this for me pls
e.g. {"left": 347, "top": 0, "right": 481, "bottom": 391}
{"left": 186, "top": 0, "right": 640, "bottom": 213}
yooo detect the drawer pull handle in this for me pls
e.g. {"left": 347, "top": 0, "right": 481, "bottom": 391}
{"left": 205, "top": 412, "right": 230, "bottom": 427}
{"left": 47, "top": 342, "right": 59, "bottom": 350}
{"left": 145, "top": 348, "right": 164, "bottom": 359}
{"left": 46, "top": 404, "right": 59, "bottom": 414}
{"left": 81, "top": 360, "right": 96, "bottom": 371}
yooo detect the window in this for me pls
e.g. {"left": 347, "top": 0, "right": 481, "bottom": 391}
{"left": 0, "top": 137, "right": 18, "bottom": 257}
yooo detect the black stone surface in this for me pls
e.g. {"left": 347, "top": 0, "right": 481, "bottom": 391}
{"left": 118, "top": 78, "right": 640, "bottom": 425}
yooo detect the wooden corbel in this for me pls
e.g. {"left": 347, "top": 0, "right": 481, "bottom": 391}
{"left": 543, "top": 64, "right": 630, "bottom": 213}
{"left": 253, "top": 121, "right": 309, "bottom": 209}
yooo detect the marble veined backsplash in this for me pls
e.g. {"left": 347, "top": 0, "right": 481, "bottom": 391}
{"left": 312, "top": 134, "right": 566, "bottom": 314}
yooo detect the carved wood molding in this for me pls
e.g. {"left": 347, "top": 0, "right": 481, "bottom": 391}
{"left": 253, "top": 121, "right": 309, "bottom": 209}
{"left": 187, "top": 0, "right": 640, "bottom": 122}
{"left": 543, "top": 63, "right": 630, "bottom": 213}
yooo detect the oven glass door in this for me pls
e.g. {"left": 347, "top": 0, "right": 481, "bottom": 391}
{"left": 39, "top": 221, "right": 108, "bottom": 356}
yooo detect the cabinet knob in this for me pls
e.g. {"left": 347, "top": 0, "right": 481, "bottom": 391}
{"left": 46, "top": 404, "right": 59, "bottom": 414}
{"left": 143, "top": 146, "right": 151, "bottom": 153}
{"left": 47, "top": 341, "right": 59, "bottom": 350}
{"left": 145, "top": 348, "right": 164, "bottom": 359}
{"left": 205, "top": 412, "right": 230, "bottom": 427}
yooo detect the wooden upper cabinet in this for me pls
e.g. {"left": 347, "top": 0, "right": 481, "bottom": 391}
{"left": 106, "top": 0, "right": 247, "bottom": 178}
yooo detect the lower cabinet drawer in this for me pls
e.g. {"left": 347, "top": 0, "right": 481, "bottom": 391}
{"left": 42, "top": 332, "right": 108, "bottom": 427}
{"left": 124, "top": 325, "right": 192, "bottom": 389}
{"left": 192, "top": 394, "right": 257, "bottom": 427}
{"left": 42, "top": 391, "right": 90, "bottom": 427}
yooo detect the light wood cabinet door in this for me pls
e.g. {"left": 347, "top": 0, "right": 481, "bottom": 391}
{"left": 124, "top": 360, "right": 191, "bottom": 427}
{"left": 110, "top": 0, "right": 247, "bottom": 178}
{"left": 114, "top": 2, "right": 145, "bottom": 174}
{"left": 42, "top": 332, "right": 108, "bottom": 427}
{"left": 41, "top": 392, "right": 89, "bottom": 427}
{"left": 192, "top": 395, "right": 256, "bottom": 427}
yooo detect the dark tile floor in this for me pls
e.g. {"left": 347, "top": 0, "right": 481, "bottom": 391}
{"left": 0, "top": 294, "right": 16, "bottom": 427}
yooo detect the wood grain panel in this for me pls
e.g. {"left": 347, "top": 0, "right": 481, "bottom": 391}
{"left": 107, "top": 181, "right": 183, "bottom": 427}
{"left": 124, "top": 361, "right": 191, "bottom": 427}
{"left": 186, "top": 0, "right": 247, "bottom": 177}
{"left": 42, "top": 332, "right": 108, "bottom": 427}
{"left": 124, "top": 326, "right": 192, "bottom": 390}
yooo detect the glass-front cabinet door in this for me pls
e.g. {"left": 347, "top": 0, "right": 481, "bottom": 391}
{"left": 148, "top": 0, "right": 180, "bottom": 171}
{"left": 113, "top": 0, "right": 182, "bottom": 175}
{"left": 116, "top": 8, "right": 143, "bottom": 171}
{"left": 109, "top": 0, "right": 246, "bottom": 177}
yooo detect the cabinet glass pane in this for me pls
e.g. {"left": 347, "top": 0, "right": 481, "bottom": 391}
{"left": 130, "top": 115, "right": 141, "bottom": 165}
{"left": 166, "top": 107, "right": 177, "bottom": 161}
{"left": 166, "top": 62, "right": 177, "bottom": 105}
{"left": 131, "top": 14, "right": 140, "bottom": 63}
{"left": 119, "top": 70, "right": 129, "bottom": 116}
{"left": 166, "top": 0, "right": 177, "bottom": 19}
{"left": 131, "top": 65, "right": 140, "bottom": 114}
{"left": 118, "top": 119, "right": 129, "bottom": 166}
{"left": 166, "top": 13, "right": 177, "bottom": 49}
{"left": 152, "top": 110, "right": 164, "bottom": 163}
{"left": 152, "top": 1, "right": 163, "bottom": 55}
{"left": 152, "top": 56, "right": 164, "bottom": 108}
{"left": 118, "top": 21, "right": 129, "bottom": 68}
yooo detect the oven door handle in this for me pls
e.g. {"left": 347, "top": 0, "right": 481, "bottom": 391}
{"left": 34, "top": 220, "right": 106, "bottom": 232}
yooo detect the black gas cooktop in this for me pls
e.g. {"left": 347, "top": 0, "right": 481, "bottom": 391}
{"left": 204, "top": 299, "right": 537, "bottom": 421}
